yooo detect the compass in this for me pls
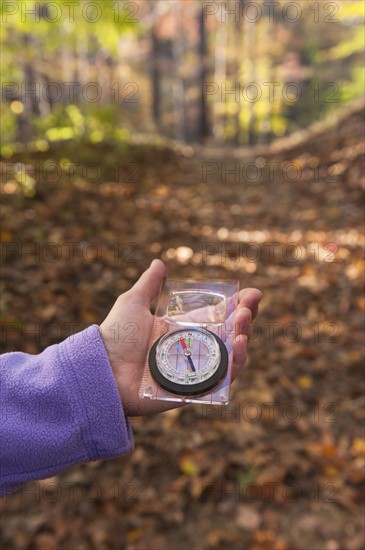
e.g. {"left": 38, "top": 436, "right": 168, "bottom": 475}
{"left": 148, "top": 327, "right": 228, "bottom": 396}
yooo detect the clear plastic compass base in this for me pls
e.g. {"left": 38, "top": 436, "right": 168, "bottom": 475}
{"left": 139, "top": 278, "right": 239, "bottom": 405}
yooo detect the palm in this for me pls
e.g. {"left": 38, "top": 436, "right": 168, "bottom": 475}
{"left": 100, "top": 298, "right": 159, "bottom": 415}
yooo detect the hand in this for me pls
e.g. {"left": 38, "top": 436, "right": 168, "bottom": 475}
{"left": 100, "top": 260, "right": 262, "bottom": 416}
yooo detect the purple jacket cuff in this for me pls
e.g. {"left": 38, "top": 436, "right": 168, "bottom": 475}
{"left": 60, "top": 324, "right": 134, "bottom": 460}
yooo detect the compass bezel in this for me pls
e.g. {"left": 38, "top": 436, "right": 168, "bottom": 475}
{"left": 148, "top": 328, "right": 228, "bottom": 396}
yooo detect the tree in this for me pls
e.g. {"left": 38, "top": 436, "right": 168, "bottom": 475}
{"left": 197, "top": 4, "right": 210, "bottom": 142}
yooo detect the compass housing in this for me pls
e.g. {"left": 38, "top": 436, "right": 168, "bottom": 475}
{"left": 140, "top": 278, "right": 239, "bottom": 405}
{"left": 148, "top": 328, "right": 228, "bottom": 396}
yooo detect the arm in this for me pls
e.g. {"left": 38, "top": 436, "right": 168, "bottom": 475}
{"left": 1, "top": 260, "right": 262, "bottom": 496}
{"left": 0, "top": 325, "right": 133, "bottom": 496}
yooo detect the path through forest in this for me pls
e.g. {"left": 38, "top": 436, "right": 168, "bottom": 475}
{"left": 1, "top": 103, "right": 364, "bottom": 550}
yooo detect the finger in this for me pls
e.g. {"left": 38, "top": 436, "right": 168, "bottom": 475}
{"left": 237, "top": 288, "right": 263, "bottom": 320}
{"left": 231, "top": 333, "right": 248, "bottom": 381}
{"left": 129, "top": 259, "right": 166, "bottom": 306}
{"left": 234, "top": 306, "right": 252, "bottom": 339}
{"left": 230, "top": 293, "right": 261, "bottom": 382}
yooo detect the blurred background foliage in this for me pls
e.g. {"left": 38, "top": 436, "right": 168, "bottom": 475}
{"left": 1, "top": 0, "right": 364, "bottom": 154}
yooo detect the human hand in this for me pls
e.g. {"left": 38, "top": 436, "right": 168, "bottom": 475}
{"left": 100, "top": 260, "right": 262, "bottom": 416}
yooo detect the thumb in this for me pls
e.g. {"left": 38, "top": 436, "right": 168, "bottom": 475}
{"left": 129, "top": 259, "right": 166, "bottom": 307}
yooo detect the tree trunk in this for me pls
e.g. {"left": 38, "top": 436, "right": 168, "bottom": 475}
{"left": 233, "top": 19, "right": 242, "bottom": 146}
{"left": 214, "top": 24, "right": 228, "bottom": 143}
{"left": 244, "top": 13, "right": 257, "bottom": 145}
{"left": 198, "top": 5, "right": 210, "bottom": 142}
{"left": 173, "top": 3, "right": 186, "bottom": 142}
{"left": 151, "top": 25, "right": 161, "bottom": 129}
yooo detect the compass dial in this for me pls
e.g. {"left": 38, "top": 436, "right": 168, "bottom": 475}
{"left": 148, "top": 328, "right": 228, "bottom": 396}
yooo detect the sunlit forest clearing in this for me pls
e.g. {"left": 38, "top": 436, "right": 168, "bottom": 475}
{"left": 1, "top": 1, "right": 364, "bottom": 549}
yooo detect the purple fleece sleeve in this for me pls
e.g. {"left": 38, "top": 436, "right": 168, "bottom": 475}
{"left": 0, "top": 325, "right": 134, "bottom": 497}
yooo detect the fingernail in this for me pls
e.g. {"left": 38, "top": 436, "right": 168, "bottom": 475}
{"left": 151, "top": 259, "right": 165, "bottom": 270}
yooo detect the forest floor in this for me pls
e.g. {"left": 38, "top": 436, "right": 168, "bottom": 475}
{"left": 1, "top": 102, "right": 364, "bottom": 550}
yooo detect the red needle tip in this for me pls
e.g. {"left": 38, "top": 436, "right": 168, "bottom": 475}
{"left": 180, "top": 336, "right": 188, "bottom": 350}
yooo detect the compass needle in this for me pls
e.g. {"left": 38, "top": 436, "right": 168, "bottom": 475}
{"left": 187, "top": 355, "right": 196, "bottom": 373}
{"left": 179, "top": 335, "right": 196, "bottom": 372}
